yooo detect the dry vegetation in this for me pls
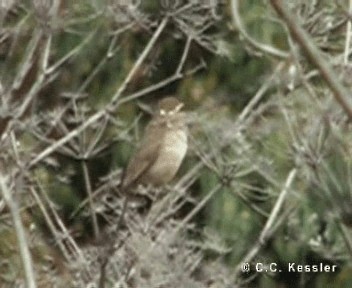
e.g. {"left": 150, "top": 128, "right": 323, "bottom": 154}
{"left": 1, "top": 0, "right": 352, "bottom": 287}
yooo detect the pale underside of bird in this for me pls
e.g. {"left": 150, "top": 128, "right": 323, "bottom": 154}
{"left": 121, "top": 97, "right": 188, "bottom": 191}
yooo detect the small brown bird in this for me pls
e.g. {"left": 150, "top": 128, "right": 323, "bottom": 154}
{"left": 122, "top": 97, "right": 188, "bottom": 191}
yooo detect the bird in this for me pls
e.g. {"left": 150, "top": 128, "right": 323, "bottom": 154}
{"left": 121, "top": 97, "right": 188, "bottom": 192}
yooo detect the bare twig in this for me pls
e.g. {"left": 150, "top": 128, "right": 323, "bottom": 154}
{"left": 0, "top": 176, "right": 36, "bottom": 288}
{"left": 16, "top": 34, "right": 52, "bottom": 118}
{"left": 29, "top": 186, "right": 72, "bottom": 261}
{"left": 28, "top": 109, "right": 107, "bottom": 168}
{"left": 237, "top": 61, "right": 285, "bottom": 123}
{"left": 35, "top": 180, "right": 85, "bottom": 263}
{"left": 234, "top": 168, "right": 297, "bottom": 281}
{"left": 46, "top": 30, "right": 96, "bottom": 75}
{"left": 10, "top": 30, "right": 43, "bottom": 92}
{"left": 111, "top": 17, "right": 169, "bottom": 103}
{"left": 174, "top": 183, "right": 222, "bottom": 235}
{"left": 118, "top": 59, "right": 206, "bottom": 106}
{"left": 337, "top": 221, "right": 352, "bottom": 259}
{"left": 270, "top": 0, "right": 352, "bottom": 119}
{"left": 82, "top": 161, "right": 100, "bottom": 240}
{"left": 176, "top": 36, "right": 193, "bottom": 76}
{"left": 230, "top": 0, "right": 289, "bottom": 59}
{"left": 344, "top": 0, "right": 352, "bottom": 64}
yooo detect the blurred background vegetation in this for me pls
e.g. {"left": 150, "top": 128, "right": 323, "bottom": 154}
{"left": 1, "top": 0, "right": 352, "bottom": 287}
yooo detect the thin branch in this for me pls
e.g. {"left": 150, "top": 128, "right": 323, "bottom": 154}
{"left": 2, "top": 30, "right": 95, "bottom": 142}
{"left": 174, "top": 183, "right": 222, "bottom": 235}
{"left": 111, "top": 17, "right": 169, "bottom": 103}
{"left": 338, "top": 221, "right": 352, "bottom": 259}
{"left": 230, "top": 0, "right": 289, "bottom": 59}
{"left": 46, "top": 30, "right": 96, "bottom": 75}
{"left": 234, "top": 168, "right": 297, "bottom": 281}
{"left": 29, "top": 186, "right": 72, "bottom": 261}
{"left": 28, "top": 109, "right": 107, "bottom": 168}
{"left": 16, "top": 35, "right": 52, "bottom": 118}
{"left": 117, "top": 58, "right": 206, "bottom": 106}
{"left": 10, "top": 29, "right": 43, "bottom": 92}
{"left": 259, "top": 168, "right": 297, "bottom": 243}
{"left": 344, "top": 0, "right": 352, "bottom": 64}
{"left": 0, "top": 176, "right": 36, "bottom": 288}
{"left": 82, "top": 161, "right": 100, "bottom": 240}
{"left": 36, "top": 180, "right": 85, "bottom": 263}
{"left": 117, "top": 72, "right": 179, "bottom": 105}
{"left": 176, "top": 36, "right": 193, "bottom": 75}
{"left": 237, "top": 61, "right": 285, "bottom": 123}
{"left": 270, "top": 0, "right": 352, "bottom": 120}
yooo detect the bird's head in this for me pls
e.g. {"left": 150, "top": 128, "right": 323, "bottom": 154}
{"left": 158, "top": 97, "right": 184, "bottom": 116}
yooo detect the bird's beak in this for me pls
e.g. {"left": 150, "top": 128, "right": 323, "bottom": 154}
{"left": 175, "top": 102, "right": 184, "bottom": 112}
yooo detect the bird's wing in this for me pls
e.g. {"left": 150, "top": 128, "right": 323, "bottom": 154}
{"left": 121, "top": 120, "right": 165, "bottom": 189}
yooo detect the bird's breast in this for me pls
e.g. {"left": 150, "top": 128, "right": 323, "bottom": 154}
{"left": 141, "top": 128, "right": 187, "bottom": 185}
